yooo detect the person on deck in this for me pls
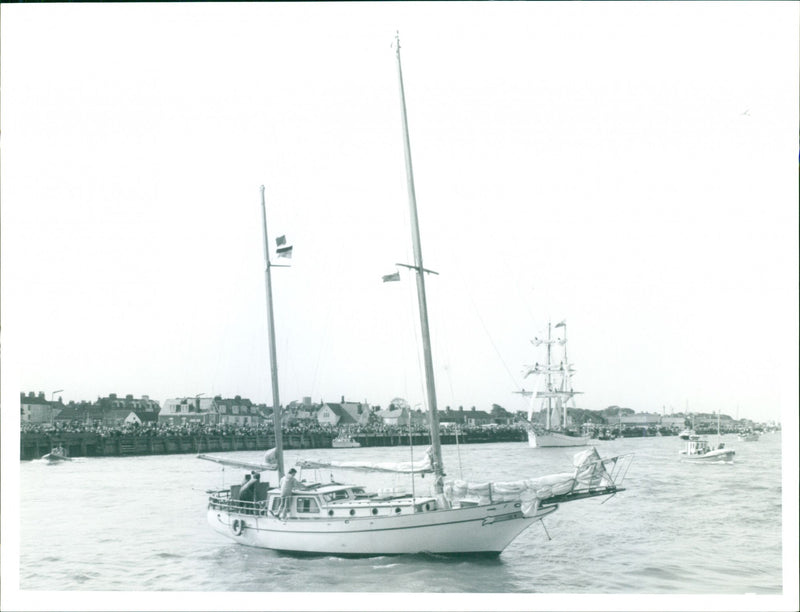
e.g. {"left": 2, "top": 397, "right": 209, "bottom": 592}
{"left": 275, "top": 468, "right": 306, "bottom": 519}
{"left": 239, "top": 472, "right": 257, "bottom": 503}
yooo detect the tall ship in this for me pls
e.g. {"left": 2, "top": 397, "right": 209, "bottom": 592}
{"left": 519, "top": 321, "right": 592, "bottom": 447}
{"left": 202, "top": 35, "right": 631, "bottom": 556}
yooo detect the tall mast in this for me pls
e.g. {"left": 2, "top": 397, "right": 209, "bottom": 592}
{"left": 394, "top": 34, "right": 445, "bottom": 494}
{"left": 561, "top": 323, "right": 568, "bottom": 430}
{"left": 260, "top": 185, "right": 285, "bottom": 478}
{"left": 546, "top": 322, "right": 552, "bottom": 430}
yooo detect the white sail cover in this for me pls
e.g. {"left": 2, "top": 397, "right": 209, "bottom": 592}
{"left": 297, "top": 446, "right": 434, "bottom": 474}
{"left": 198, "top": 447, "right": 279, "bottom": 472}
{"left": 444, "top": 447, "right": 619, "bottom": 505}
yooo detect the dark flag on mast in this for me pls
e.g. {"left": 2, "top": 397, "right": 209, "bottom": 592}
{"left": 277, "top": 245, "right": 293, "bottom": 259}
{"left": 382, "top": 272, "right": 400, "bottom": 282}
{"left": 276, "top": 235, "right": 287, "bottom": 247}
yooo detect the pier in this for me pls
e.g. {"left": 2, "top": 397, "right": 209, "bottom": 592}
{"left": 20, "top": 429, "right": 526, "bottom": 460}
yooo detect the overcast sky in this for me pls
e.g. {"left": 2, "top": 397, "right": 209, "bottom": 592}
{"left": 2, "top": 2, "right": 798, "bottom": 426}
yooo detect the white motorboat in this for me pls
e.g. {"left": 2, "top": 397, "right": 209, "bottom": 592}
{"left": 680, "top": 412, "right": 734, "bottom": 463}
{"left": 331, "top": 434, "right": 361, "bottom": 449}
{"left": 41, "top": 446, "right": 71, "bottom": 462}
{"left": 680, "top": 435, "right": 735, "bottom": 463}
{"left": 517, "top": 321, "right": 591, "bottom": 448}
{"left": 203, "top": 35, "right": 631, "bottom": 556}
{"left": 737, "top": 430, "right": 759, "bottom": 442}
{"left": 678, "top": 429, "right": 695, "bottom": 440}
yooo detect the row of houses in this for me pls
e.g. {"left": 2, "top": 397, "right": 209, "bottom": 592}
{"left": 20, "top": 391, "right": 513, "bottom": 430}
{"left": 589, "top": 412, "right": 759, "bottom": 434}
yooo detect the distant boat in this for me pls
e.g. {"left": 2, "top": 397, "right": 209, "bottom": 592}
{"left": 332, "top": 433, "right": 361, "bottom": 449}
{"left": 680, "top": 412, "right": 734, "bottom": 463}
{"left": 518, "top": 321, "right": 591, "bottom": 448}
{"left": 42, "top": 446, "right": 71, "bottom": 462}
{"left": 201, "top": 35, "right": 632, "bottom": 556}
{"left": 737, "top": 430, "right": 759, "bottom": 442}
{"left": 680, "top": 435, "right": 735, "bottom": 463}
{"left": 678, "top": 429, "right": 695, "bottom": 440}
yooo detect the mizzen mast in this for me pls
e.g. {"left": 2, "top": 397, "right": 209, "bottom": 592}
{"left": 394, "top": 34, "right": 445, "bottom": 495}
{"left": 260, "top": 185, "right": 285, "bottom": 478}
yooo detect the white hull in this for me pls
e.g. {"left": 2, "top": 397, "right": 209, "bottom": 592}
{"left": 528, "top": 430, "right": 591, "bottom": 448}
{"left": 207, "top": 502, "right": 555, "bottom": 555}
{"left": 680, "top": 449, "right": 735, "bottom": 463}
{"left": 332, "top": 441, "right": 361, "bottom": 449}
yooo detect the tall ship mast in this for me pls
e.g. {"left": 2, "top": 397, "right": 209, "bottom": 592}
{"left": 521, "top": 321, "right": 591, "bottom": 448}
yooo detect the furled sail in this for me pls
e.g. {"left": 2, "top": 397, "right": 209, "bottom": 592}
{"left": 297, "top": 446, "right": 434, "bottom": 474}
{"left": 444, "top": 448, "right": 629, "bottom": 507}
{"left": 197, "top": 448, "right": 279, "bottom": 472}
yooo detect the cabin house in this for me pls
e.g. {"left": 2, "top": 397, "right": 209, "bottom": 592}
{"left": 317, "top": 399, "right": 371, "bottom": 427}
{"left": 95, "top": 394, "right": 161, "bottom": 425}
{"left": 103, "top": 408, "right": 143, "bottom": 427}
{"left": 20, "top": 391, "right": 62, "bottom": 424}
{"left": 282, "top": 398, "right": 318, "bottom": 426}
{"left": 375, "top": 406, "right": 409, "bottom": 426}
{"left": 438, "top": 407, "right": 493, "bottom": 427}
{"left": 52, "top": 402, "right": 104, "bottom": 426}
{"left": 160, "top": 396, "right": 220, "bottom": 426}
{"left": 214, "top": 396, "right": 268, "bottom": 426}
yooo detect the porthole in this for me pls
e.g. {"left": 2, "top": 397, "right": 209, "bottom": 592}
{"left": 394, "top": 507, "right": 402, "bottom": 514}
{"left": 425, "top": 503, "right": 430, "bottom": 511}
{"left": 328, "top": 510, "right": 334, "bottom": 517}
{"left": 372, "top": 508, "right": 378, "bottom": 515}
{"left": 349, "top": 509, "right": 355, "bottom": 516}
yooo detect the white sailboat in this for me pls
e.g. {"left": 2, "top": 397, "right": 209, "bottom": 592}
{"left": 520, "top": 321, "right": 592, "bottom": 447}
{"left": 203, "top": 35, "right": 631, "bottom": 555}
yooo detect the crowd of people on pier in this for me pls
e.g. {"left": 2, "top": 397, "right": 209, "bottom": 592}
{"left": 20, "top": 419, "right": 526, "bottom": 440}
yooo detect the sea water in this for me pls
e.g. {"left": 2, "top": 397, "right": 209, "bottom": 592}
{"left": 13, "top": 434, "right": 784, "bottom": 599}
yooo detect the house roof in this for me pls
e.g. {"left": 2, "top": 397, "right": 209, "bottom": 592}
{"left": 322, "top": 403, "right": 360, "bottom": 425}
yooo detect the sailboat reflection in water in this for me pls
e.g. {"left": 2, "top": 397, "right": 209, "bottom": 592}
{"left": 202, "top": 35, "right": 632, "bottom": 556}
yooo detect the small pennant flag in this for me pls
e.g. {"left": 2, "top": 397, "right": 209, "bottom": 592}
{"left": 277, "top": 245, "right": 293, "bottom": 259}
{"left": 555, "top": 320, "right": 566, "bottom": 328}
{"left": 276, "top": 235, "right": 287, "bottom": 247}
{"left": 382, "top": 272, "right": 400, "bottom": 282}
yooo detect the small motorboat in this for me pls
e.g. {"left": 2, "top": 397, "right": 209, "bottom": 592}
{"left": 42, "top": 446, "right": 71, "bottom": 462}
{"left": 737, "top": 430, "right": 759, "bottom": 442}
{"left": 331, "top": 434, "right": 361, "bottom": 449}
{"left": 680, "top": 435, "right": 734, "bottom": 463}
{"left": 678, "top": 429, "right": 695, "bottom": 440}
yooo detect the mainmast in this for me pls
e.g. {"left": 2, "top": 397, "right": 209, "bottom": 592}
{"left": 546, "top": 322, "right": 553, "bottom": 430}
{"left": 394, "top": 34, "right": 445, "bottom": 495}
{"left": 259, "top": 185, "right": 285, "bottom": 478}
{"left": 561, "top": 322, "right": 568, "bottom": 430}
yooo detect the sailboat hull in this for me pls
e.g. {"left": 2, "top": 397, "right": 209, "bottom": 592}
{"left": 528, "top": 430, "right": 591, "bottom": 448}
{"left": 207, "top": 501, "right": 554, "bottom": 555}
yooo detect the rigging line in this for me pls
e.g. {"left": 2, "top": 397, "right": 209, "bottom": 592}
{"left": 453, "top": 264, "right": 522, "bottom": 392}
{"left": 309, "top": 264, "right": 338, "bottom": 400}
{"left": 429, "top": 272, "right": 457, "bottom": 411}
